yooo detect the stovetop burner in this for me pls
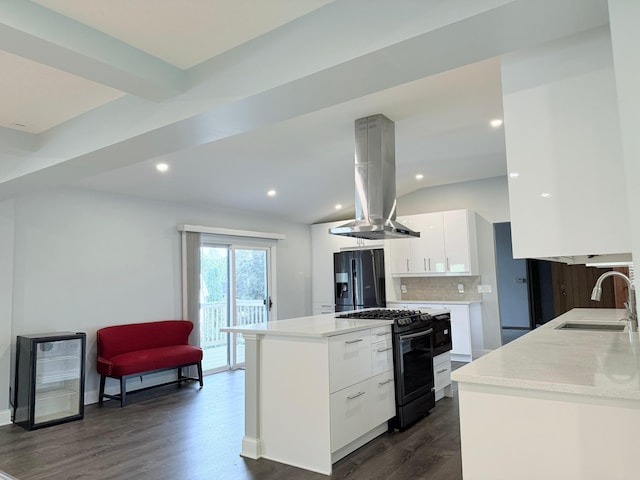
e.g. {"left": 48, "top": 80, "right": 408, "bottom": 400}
{"left": 337, "top": 308, "right": 433, "bottom": 330}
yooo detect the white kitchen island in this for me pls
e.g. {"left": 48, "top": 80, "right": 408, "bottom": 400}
{"left": 452, "top": 308, "right": 640, "bottom": 480}
{"left": 222, "top": 313, "right": 395, "bottom": 475}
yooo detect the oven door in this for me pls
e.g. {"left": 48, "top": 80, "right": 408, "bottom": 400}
{"left": 394, "top": 327, "right": 434, "bottom": 406}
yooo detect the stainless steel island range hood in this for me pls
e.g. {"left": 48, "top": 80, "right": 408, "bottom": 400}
{"left": 329, "top": 114, "right": 420, "bottom": 240}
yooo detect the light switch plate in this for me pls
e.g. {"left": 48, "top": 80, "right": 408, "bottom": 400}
{"left": 401, "top": 284, "right": 407, "bottom": 293}
{"left": 457, "top": 283, "right": 464, "bottom": 293}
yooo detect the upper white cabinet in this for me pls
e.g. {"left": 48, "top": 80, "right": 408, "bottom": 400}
{"left": 389, "top": 210, "right": 478, "bottom": 276}
{"left": 502, "top": 28, "right": 631, "bottom": 259}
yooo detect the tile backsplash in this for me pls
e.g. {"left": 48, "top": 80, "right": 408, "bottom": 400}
{"left": 400, "top": 276, "right": 482, "bottom": 301}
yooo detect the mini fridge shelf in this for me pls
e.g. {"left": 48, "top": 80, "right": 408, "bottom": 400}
{"left": 13, "top": 332, "right": 86, "bottom": 430}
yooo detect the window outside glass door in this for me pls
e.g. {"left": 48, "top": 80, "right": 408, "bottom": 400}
{"left": 199, "top": 244, "right": 270, "bottom": 372}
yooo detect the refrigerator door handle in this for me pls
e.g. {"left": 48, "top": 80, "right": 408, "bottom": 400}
{"left": 352, "top": 263, "right": 359, "bottom": 308}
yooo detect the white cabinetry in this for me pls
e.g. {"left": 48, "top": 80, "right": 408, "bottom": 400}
{"left": 501, "top": 29, "right": 630, "bottom": 260}
{"left": 311, "top": 222, "right": 385, "bottom": 314}
{"left": 328, "top": 325, "right": 394, "bottom": 459}
{"left": 389, "top": 210, "right": 478, "bottom": 276}
{"left": 329, "top": 326, "right": 394, "bottom": 453}
{"left": 329, "top": 330, "right": 372, "bottom": 393}
{"left": 433, "top": 352, "right": 453, "bottom": 401}
{"left": 257, "top": 324, "right": 395, "bottom": 475}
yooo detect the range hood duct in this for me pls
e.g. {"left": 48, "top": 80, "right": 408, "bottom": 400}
{"left": 329, "top": 114, "right": 420, "bottom": 240}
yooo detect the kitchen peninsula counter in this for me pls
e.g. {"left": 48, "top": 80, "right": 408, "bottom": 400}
{"left": 222, "top": 312, "right": 394, "bottom": 475}
{"left": 452, "top": 308, "right": 640, "bottom": 480}
{"left": 222, "top": 313, "right": 393, "bottom": 338}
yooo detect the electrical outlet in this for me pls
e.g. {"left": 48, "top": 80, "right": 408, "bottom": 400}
{"left": 401, "top": 284, "right": 407, "bottom": 294}
{"left": 457, "top": 283, "right": 464, "bottom": 293}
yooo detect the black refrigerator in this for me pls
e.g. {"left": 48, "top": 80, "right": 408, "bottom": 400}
{"left": 334, "top": 248, "right": 386, "bottom": 312}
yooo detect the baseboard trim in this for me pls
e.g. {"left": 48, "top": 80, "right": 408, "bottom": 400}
{"left": 0, "top": 409, "right": 11, "bottom": 426}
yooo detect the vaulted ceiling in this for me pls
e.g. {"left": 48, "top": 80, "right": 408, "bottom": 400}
{"left": 0, "top": 0, "right": 610, "bottom": 223}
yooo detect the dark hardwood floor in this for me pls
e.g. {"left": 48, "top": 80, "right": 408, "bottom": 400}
{"left": 0, "top": 368, "right": 463, "bottom": 480}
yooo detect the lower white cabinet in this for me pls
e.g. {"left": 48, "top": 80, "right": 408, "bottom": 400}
{"left": 371, "top": 326, "right": 393, "bottom": 375}
{"left": 313, "top": 302, "right": 336, "bottom": 315}
{"left": 433, "top": 352, "right": 453, "bottom": 401}
{"left": 256, "top": 324, "right": 395, "bottom": 475}
{"left": 330, "top": 378, "right": 374, "bottom": 451}
{"left": 329, "top": 325, "right": 394, "bottom": 456}
{"left": 371, "top": 371, "right": 396, "bottom": 425}
{"left": 329, "top": 330, "right": 372, "bottom": 393}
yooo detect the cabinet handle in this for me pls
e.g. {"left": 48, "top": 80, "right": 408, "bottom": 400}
{"left": 347, "top": 391, "right": 366, "bottom": 400}
{"left": 345, "top": 338, "right": 364, "bottom": 344}
{"left": 428, "top": 258, "right": 431, "bottom": 271}
{"left": 406, "top": 258, "right": 409, "bottom": 272}
{"left": 446, "top": 257, "right": 450, "bottom": 271}
{"left": 436, "top": 368, "right": 449, "bottom": 374}
{"left": 423, "top": 258, "right": 427, "bottom": 271}
{"left": 376, "top": 332, "right": 388, "bottom": 336}
{"left": 378, "top": 378, "right": 394, "bottom": 386}
{"left": 377, "top": 347, "right": 392, "bottom": 353}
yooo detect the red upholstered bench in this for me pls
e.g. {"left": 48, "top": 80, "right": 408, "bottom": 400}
{"left": 97, "top": 320, "right": 203, "bottom": 407}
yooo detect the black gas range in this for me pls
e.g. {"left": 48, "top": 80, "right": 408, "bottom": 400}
{"left": 337, "top": 308, "right": 452, "bottom": 429}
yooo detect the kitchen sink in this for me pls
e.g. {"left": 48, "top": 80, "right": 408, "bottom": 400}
{"left": 555, "top": 322, "right": 626, "bottom": 331}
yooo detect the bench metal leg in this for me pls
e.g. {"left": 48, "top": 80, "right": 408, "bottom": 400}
{"left": 98, "top": 375, "right": 106, "bottom": 405}
{"left": 197, "top": 361, "right": 203, "bottom": 388}
{"left": 120, "top": 377, "right": 126, "bottom": 407}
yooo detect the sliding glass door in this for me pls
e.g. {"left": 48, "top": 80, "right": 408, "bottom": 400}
{"left": 199, "top": 242, "right": 271, "bottom": 372}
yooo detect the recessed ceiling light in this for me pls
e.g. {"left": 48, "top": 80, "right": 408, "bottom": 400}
{"left": 267, "top": 189, "right": 277, "bottom": 197}
{"left": 335, "top": 204, "right": 343, "bottom": 210}
{"left": 540, "top": 192, "right": 552, "bottom": 198}
{"left": 415, "top": 174, "right": 424, "bottom": 180}
{"left": 156, "top": 163, "right": 169, "bottom": 173}
{"left": 490, "top": 119, "right": 503, "bottom": 128}
{"left": 509, "top": 172, "right": 519, "bottom": 178}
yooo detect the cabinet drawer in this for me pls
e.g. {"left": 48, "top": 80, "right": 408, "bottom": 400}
{"left": 371, "top": 338, "right": 393, "bottom": 375}
{"left": 329, "top": 330, "right": 372, "bottom": 393}
{"left": 434, "top": 351, "right": 450, "bottom": 367}
{"left": 370, "top": 325, "right": 392, "bottom": 343}
{"left": 330, "top": 379, "right": 373, "bottom": 452}
{"left": 434, "top": 362, "right": 451, "bottom": 392}
{"left": 371, "top": 372, "right": 396, "bottom": 426}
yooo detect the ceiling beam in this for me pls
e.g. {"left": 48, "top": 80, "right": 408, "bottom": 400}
{"left": 0, "top": 126, "right": 36, "bottom": 153}
{"left": 0, "top": 0, "right": 185, "bottom": 101}
{"left": 0, "top": 0, "right": 609, "bottom": 199}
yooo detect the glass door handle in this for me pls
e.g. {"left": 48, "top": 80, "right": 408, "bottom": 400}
{"left": 263, "top": 297, "right": 273, "bottom": 311}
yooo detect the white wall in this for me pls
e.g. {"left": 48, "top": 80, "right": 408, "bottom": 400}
{"left": 0, "top": 200, "right": 15, "bottom": 425}
{"left": 398, "top": 176, "right": 510, "bottom": 223}
{"left": 1, "top": 188, "right": 311, "bottom": 420}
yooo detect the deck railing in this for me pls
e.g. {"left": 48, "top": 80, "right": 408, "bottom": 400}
{"left": 200, "top": 300, "right": 266, "bottom": 349}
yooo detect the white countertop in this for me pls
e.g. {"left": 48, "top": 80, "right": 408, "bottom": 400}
{"left": 451, "top": 308, "right": 640, "bottom": 400}
{"left": 221, "top": 312, "right": 393, "bottom": 338}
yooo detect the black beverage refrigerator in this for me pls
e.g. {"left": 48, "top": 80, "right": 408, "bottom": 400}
{"left": 13, "top": 332, "right": 86, "bottom": 430}
{"left": 334, "top": 248, "right": 386, "bottom": 312}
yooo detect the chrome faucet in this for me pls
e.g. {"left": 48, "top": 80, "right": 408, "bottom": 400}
{"left": 591, "top": 271, "right": 637, "bottom": 332}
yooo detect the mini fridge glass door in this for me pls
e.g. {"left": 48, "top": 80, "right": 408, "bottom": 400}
{"left": 34, "top": 338, "right": 83, "bottom": 424}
